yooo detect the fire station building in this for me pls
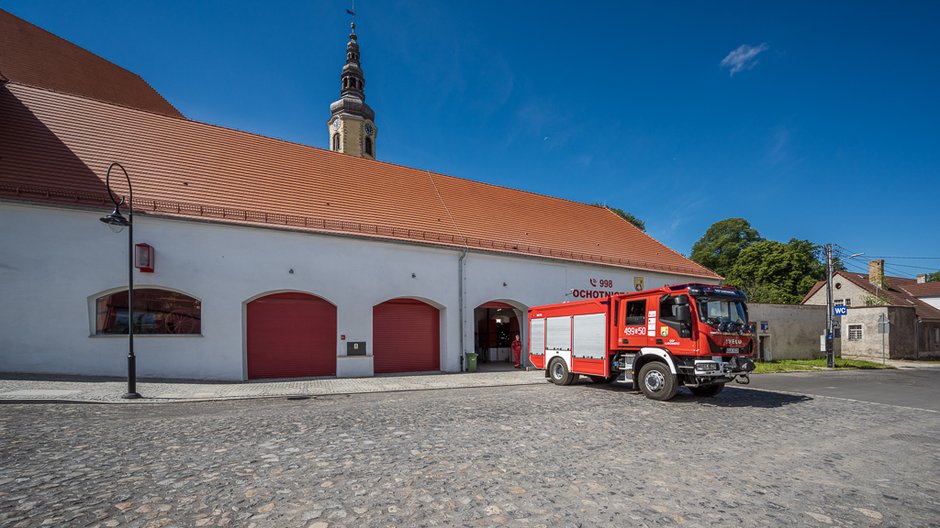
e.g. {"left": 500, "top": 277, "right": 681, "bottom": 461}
{"left": 0, "top": 10, "right": 719, "bottom": 381}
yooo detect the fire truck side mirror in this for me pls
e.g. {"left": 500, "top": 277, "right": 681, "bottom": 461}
{"left": 674, "top": 305, "right": 691, "bottom": 323}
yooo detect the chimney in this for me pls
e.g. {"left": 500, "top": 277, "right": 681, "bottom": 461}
{"left": 869, "top": 260, "right": 886, "bottom": 289}
{"left": 917, "top": 274, "right": 928, "bottom": 284}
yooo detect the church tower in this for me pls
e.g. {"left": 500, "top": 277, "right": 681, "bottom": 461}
{"left": 328, "top": 22, "right": 376, "bottom": 159}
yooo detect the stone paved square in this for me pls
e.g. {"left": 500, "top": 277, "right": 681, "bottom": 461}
{"left": 1, "top": 382, "right": 938, "bottom": 527}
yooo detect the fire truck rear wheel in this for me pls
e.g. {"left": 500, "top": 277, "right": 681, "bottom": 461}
{"left": 689, "top": 383, "right": 725, "bottom": 397}
{"left": 638, "top": 362, "right": 678, "bottom": 401}
{"left": 548, "top": 358, "right": 576, "bottom": 386}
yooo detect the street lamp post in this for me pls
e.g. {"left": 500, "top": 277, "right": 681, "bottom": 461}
{"left": 825, "top": 246, "right": 864, "bottom": 369}
{"left": 824, "top": 245, "right": 834, "bottom": 368}
{"left": 99, "top": 162, "right": 142, "bottom": 399}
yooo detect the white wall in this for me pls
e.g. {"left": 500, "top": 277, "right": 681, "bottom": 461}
{"left": 1, "top": 202, "right": 715, "bottom": 380}
{"left": 748, "top": 304, "right": 827, "bottom": 360}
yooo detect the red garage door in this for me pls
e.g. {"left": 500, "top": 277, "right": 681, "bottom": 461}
{"left": 247, "top": 292, "right": 336, "bottom": 379}
{"left": 373, "top": 298, "right": 440, "bottom": 373}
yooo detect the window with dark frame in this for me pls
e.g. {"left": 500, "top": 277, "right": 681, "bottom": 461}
{"left": 624, "top": 299, "right": 646, "bottom": 325}
{"left": 848, "top": 324, "right": 863, "bottom": 341}
{"left": 95, "top": 289, "right": 201, "bottom": 335}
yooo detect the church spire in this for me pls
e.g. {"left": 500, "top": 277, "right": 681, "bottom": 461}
{"left": 328, "top": 19, "right": 377, "bottom": 159}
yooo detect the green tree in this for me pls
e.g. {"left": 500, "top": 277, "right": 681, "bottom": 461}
{"left": 927, "top": 270, "right": 940, "bottom": 282}
{"left": 594, "top": 203, "right": 645, "bottom": 231}
{"left": 689, "top": 218, "right": 762, "bottom": 277}
{"left": 724, "top": 239, "right": 827, "bottom": 304}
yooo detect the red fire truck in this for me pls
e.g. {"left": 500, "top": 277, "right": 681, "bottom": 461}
{"left": 528, "top": 283, "right": 755, "bottom": 401}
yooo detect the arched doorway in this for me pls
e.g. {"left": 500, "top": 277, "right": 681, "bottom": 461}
{"left": 373, "top": 298, "right": 440, "bottom": 373}
{"left": 247, "top": 292, "right": 337, "bottom": 379}
{"left": 474, "top": 301, "right": 524, "bottom": 370}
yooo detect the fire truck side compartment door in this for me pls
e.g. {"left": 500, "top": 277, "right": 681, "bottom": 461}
{"left": 572, "top": 313, "right": 605, "bottom": 359}
{"left": 545, "top": 316, "right": 572, "bottom": 371}
{"left": 530, "top": 318, "right": 545, "bottom": 356}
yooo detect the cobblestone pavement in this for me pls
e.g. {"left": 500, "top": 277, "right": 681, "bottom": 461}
{"left": 1, "top": 382, "right": 938, "bottom": 527}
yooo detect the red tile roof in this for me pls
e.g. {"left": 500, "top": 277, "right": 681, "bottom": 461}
{"left": 801, "top": 272, "right": 940, "bottom": 321}
{"left": 0, "top": 9, "right": 182, "bottom": 118}
{"left": 898, "top": 282, "right": 940, "bottom": 298}
{"left": 0, "top": 82, "right": 718, "bottom": 279}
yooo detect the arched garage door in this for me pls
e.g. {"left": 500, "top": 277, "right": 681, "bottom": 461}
{"left": 373, "top": 299, "right": 440, "bottom": 373}
{"left": 247, "top": 292, "right": 336, "bottom": 379}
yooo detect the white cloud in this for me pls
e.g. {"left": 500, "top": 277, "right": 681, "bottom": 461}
{"left": 720, "top": 43, "right": 769, "bottom": 76}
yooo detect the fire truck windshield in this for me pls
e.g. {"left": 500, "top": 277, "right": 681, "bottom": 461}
{"left": 696, "top": 299, "right": 747, "bottom": 326}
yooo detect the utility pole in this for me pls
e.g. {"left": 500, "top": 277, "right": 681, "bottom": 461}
{"left": 825, "top": 243, "right": 834, "bottom": 368}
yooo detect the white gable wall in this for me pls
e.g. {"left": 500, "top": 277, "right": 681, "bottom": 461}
{"left": 1, "top": 201, "right": 716, "bottom": 380}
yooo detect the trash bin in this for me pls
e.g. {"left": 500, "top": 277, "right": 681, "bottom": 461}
{"left": 466, "top": 353, "right": 478, "bottom": 372}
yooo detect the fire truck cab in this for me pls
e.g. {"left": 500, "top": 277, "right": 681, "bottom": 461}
{"left": 527, "top": 283, "right": 755, "bottom": 401}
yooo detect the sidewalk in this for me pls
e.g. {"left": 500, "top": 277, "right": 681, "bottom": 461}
{"left": 0, "top": 369, "right": 547, "bottom": 404}
{"left": 840, "top": 355, "right": 940, "bottom": 369}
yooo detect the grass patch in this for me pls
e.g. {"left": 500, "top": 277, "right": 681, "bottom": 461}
{"left": 753, "top": 358, "right": 893, "bottom": 374}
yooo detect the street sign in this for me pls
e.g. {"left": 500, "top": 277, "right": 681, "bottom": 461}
{"left": 833, "top": 305, "right": 847, "bottom": 316}
{"left": 760, "top": 321, "right": 769, "bottom": 332}
{"left": 878, "top": 313, "right": 889, "bottom": 334}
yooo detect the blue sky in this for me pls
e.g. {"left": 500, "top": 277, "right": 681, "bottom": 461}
{"left": 4, "top": 0, "right": 939, "bottom": 277}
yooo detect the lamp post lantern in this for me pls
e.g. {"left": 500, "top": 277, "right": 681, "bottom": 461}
{"left": 99, "top": 162, "right": 141, "bottom": 399}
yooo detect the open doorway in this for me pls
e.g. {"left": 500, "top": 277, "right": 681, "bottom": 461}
{"left": 474, "top": 301, "right": 523, "bottom": 371}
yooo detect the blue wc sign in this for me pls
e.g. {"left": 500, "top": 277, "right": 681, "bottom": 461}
{"left": 833, "top": 305, "right": 848, "bottom": 316}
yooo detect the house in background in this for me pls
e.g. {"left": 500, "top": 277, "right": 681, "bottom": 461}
{"left": 802, "top": 260, "right": 940, "bottom": 360}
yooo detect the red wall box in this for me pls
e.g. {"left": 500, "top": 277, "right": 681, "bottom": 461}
{"left": 135, "top": 243, "right": 154, "bottom": 272}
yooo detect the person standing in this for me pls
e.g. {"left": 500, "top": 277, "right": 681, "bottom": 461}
{"left": 511, "top": 334, "right": 522, "bottom": 368}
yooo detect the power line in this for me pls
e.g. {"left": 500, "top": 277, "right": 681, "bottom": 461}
{"left": 882, "top": 262, "right": 939, "bottom": 271}
{"left": 865, "top": 256, "right": 940, "bottom": 260}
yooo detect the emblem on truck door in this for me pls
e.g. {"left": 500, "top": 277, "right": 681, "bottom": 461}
{"left": 660, "top": 326, "right": 669, "bottom": 337}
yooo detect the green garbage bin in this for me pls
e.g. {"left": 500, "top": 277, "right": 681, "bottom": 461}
{"left": 466, "top": 353, "right": 478, "bottom": 372}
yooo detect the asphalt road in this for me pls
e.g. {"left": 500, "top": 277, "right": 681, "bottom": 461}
{"left": 2, "top": 370, "right": 939, "bottom": 527}
{"left": 743, "top": 367, "right": 940, "bottom": 412}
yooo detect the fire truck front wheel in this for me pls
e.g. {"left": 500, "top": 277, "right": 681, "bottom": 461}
{"left": 638, "top": 362, "right": 678, "bottom": 401}
{"left": 548, "top": 358, "right": 576, "bottom": 386}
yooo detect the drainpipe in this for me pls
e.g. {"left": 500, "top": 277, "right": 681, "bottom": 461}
{"left": 458, "top": 249, "right": 469, "bottom": 372}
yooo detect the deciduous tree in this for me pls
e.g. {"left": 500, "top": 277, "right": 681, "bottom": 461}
{"left": 725, "top": 239, "right": 826, "bottom": 304}
{"left": 594, "top": 204, "right": 645, "bottom": 232}
{"left": 689, "top": 218, "right": 762, "bottom": 277}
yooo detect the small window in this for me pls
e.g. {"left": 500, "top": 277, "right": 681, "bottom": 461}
{"left": 834, "top": 299, "right": 844, "bottom": 306}
{"left": 364, "top": 136, "right": 373, "bottom": 156}
{"left": 934, "top": 328, "right": 939, "bottom": 344}
{"left": 96, "top": 288, "right": 201, "bottom": 335}
{"left": 624, "top": 299, "right": 646, "bottom": 325}
{"left": 845, "top": 299, "right": 852, "bottom": 307}
{"left": 332, "top": 133, "right": 341, "bottom": 151}
{"left": 848, "top": 324, "right": 863, "bottom": 341}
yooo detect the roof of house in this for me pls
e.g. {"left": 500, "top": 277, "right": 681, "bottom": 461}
{"left": 0, "top": 9, "right": 182, "bottom": 118}
{"left": 898, "top": 281, "right": 940, "bottom": 298}
{"left": 801, "top": 271, "right": 940, "bottom": 321}
{"left": 0, "top": 82, "right": 719, "bottom": 279}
